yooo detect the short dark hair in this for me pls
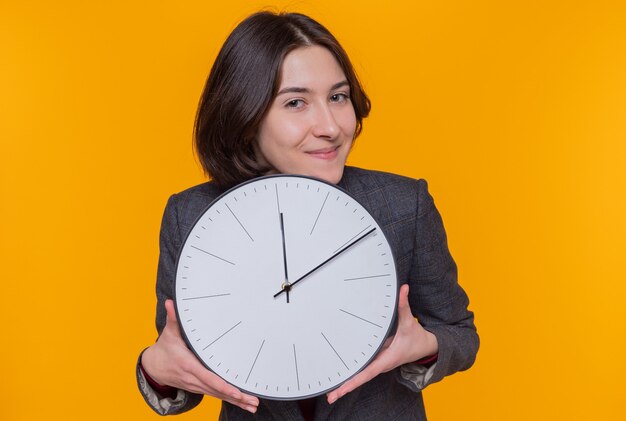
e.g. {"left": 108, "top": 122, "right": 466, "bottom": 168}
{"left": 194, "top": 11, "right": 371, "bottom": 189}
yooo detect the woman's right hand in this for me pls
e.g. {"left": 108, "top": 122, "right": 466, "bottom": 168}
{"left": 141, "top": 299, "right": 260, "bottom": 414}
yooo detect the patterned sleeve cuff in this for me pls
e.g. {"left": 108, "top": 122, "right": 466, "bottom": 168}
{"left": 136, "top": 356, "right": 189, "bottom": 415}
{"left": 398, "top": 361, "right": 438, "bottom": 391}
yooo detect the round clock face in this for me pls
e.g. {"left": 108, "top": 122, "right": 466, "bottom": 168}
{"left": 175, "top": 175, "right": 398, "bottom": 400}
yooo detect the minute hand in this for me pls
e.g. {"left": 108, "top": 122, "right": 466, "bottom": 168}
{"left": 273, "top": 227, "right": 377, "bottom": 298}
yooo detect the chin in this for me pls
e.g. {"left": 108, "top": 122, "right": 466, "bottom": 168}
{"left": 308, "top": 165, "right": 345, "bottom": 185}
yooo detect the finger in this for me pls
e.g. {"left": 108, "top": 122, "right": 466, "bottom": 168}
{"left": 194, "top": 364, "right": 260, "bottom": 407}
{"left": 164, "top": 299, "right": 178, "bottom": 325}
{"left": 327, "top": 355, "right": 389, "bottom": 404}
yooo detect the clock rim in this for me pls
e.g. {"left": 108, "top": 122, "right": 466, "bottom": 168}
{"left": 172, "top": 173, "right": 400, "bottom": 401}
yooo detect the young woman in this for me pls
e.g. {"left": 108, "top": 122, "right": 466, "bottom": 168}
{"left": 137, "top": 11, "right": 478, "bottom": 421}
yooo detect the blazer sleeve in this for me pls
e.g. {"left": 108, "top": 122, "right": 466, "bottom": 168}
{"left": 396, "top": 179, "right": 479, "bottom": 392}
{"left": 136, "top": 194, "right": 204, "bottom": 415}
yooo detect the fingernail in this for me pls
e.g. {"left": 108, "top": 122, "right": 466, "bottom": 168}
{"left": 328, "top": 395, "right": 336, "bottom": 404}
{"left": 247, "top": 406, "right": 257, "bottom": 413}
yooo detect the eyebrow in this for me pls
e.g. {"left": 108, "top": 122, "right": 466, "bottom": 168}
{"left": 276, "top": 80, "right": 350, "bottom": 96}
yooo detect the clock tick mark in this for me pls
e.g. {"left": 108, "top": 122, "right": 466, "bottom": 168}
{"left": 245, "top": 339, "right": 266, "bottom": 384}
{"left": 344, "top": 274, "right": 390, "bottom": 282}
{"left": 201, "top": 226, "right": 206, "bottom": 230}
{"left": 203, "top": 321, "right": 242, "bottom": 350}
{"left": 310, "top": 192, "right": 330, "bottom": 235}
{"left": 333, "top": 225, "right": 374, "bottom": 253}
{"left": 360, "top": 216, "right": 365, "bottom": 220}
{"left": 321, "top": 332, "right": 349, "bottom": 370}
{"left": 275, "top": 184, "right": 281, "bottom": 213}
{"left": 190, "top": 246, "right": 235, "bottom": 265}
{"left": 182, "top": 293, "right": 231, "bottom": 301}
{"left": 225, "top": 203, "right": 254, "bottom": 242}
{"left": 216, "top": 209, "right": 221, "bottom": 214}
{"left": 339, "top": 309, "right": 383, "bottom": 328}
{"left": 293, "top": 344, "right": 300, "bottom": 391}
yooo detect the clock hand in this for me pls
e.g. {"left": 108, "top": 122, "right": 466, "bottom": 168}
{"left": 279, "top": 212, "right": 291, "bottom": 303}
{"left": 273, "top": 227, "right": 377, "bottom": 298}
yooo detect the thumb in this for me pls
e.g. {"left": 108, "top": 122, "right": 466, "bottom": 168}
{"left": 164, "top": 299, "right": 179, "bottom": 326}
{"left": 397, "top": 284, "right": 413, "bottom": 321}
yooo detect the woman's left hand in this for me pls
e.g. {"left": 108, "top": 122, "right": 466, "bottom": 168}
{"left": 326, "top": 284, "right": 438, "bottom": 404}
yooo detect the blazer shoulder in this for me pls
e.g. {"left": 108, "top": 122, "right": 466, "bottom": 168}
{"left": 341, "top": 166, "right": 429, "bottom": 200}
{"left": 166, "top": 181, "right": 224, "bottom": 233}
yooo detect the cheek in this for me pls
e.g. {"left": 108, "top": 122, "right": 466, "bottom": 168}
{"left": 338, "top": 108, "right": 357, "bottom": 134}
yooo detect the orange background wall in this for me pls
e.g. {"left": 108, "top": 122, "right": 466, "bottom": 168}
{"left": 1, "top": 1, "right": 625, "bottom": 420}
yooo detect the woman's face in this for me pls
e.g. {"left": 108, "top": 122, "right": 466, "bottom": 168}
{"left": 255, "top": 45, "right": 357, "bottom": 184}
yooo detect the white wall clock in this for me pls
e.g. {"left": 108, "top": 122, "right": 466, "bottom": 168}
{"left": 175, "top": 175, "right": 398, "bottom": 400}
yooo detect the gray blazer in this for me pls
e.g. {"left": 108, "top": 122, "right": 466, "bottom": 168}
{"left": 137, "top": 166, "right": 479, "bottom": 420}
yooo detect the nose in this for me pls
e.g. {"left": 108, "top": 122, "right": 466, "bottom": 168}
{"left": 311, "top": 103, "right": 340, "bottom": 139}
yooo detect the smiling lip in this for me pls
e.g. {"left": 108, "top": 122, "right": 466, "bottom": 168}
{"left": 306, "top": 146, "right": 340, "bottom": 160}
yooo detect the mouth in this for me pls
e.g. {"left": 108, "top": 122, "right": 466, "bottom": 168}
{"left": 305, "top": 145, "right": 340, "bottom": 160}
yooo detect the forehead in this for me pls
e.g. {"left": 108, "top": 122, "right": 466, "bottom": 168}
{"left": 278, "top": 45, "right": 347, "bottom": 89}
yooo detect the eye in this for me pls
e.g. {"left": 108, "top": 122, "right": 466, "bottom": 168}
{"left": 285, "top": 99, "right": 305, "bottom": 109}
{"left": 330, "top": 93, "right": 350, "bottom": 104}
